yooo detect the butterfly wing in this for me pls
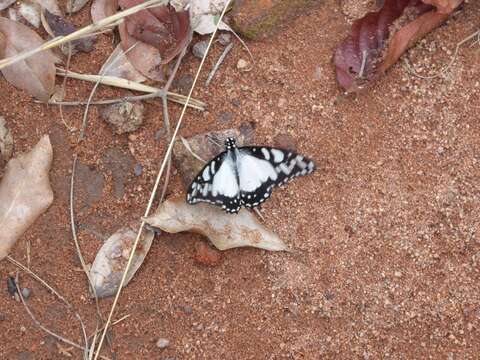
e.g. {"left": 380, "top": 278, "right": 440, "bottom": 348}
{"left": 186, "top": 151, "right": 242, "bottom": 213}
{"left": 237, "top": 147, "right": 315, "bottom": 208}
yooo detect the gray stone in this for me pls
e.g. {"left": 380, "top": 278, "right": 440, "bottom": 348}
{"left": 21, "top": 288, "right": 31, "bottom": 300}
{"left": 101, "top": 101, "right": 144, "bottom": 134}
{"left": 192, "top": 41, "right": 209, "bottom": 59}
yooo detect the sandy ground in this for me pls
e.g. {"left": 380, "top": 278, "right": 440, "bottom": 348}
{"left": 1, "top": 1, "right": 480, "bottom": 359}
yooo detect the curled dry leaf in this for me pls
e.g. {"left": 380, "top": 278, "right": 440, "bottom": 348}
{"left": 19, "top": 1, "right": 41, "bottom": 28}
{"left": 89, "top": 226, "right": 154, "bottom": 298}
{"left": 118, "top": 0, "right": 191, "bottom": 79}
{"left": 144, "top": 196, "right": 288, "bottom": 251}
{"left": 36, "top": 0, "right": 61, "bottom": 16}
{"left": 0, "top": 17, "right": 56, "bottom": 101}
{"left": 91, "top": 0, "right": 118, "bottom": 23}
{"left": 0, "top": 136, "right": 54, "bottom": 261}
{"left": 99, "top": 44, "right": 147, "bottom": 82}
{"left": 334, "top": 0, "right": 463, "bottom": 92}
{"left": 42, "top": 9, "right": 95, "bottom": 53}
{"left": 171, "top": 0, "right": 231, "bottom": 35}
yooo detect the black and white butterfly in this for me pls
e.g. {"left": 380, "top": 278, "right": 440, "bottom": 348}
{"left": 186, "top": 137, "right": 316, "bottom": 213}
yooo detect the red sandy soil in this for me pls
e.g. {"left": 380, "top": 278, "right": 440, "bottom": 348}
{"left": 1, "top": 1, "right": 479, "bottom": 359}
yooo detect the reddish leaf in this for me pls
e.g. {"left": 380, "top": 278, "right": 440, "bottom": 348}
{"left": 0, "top": 17, "right": 56, "bottom": 101}
{"left": 334, "top": 0, "right": 463, "bottom": 92}
{"left": 91, "top": 0, "right": 118, "bottom": 23}
{"left": 119, "top": 0, "right": 190, "bottom": 69}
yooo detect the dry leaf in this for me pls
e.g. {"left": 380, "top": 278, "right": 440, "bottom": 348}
{"left": 334, "top": 0, "right": 463, "bottom": 92}
{"left": 0, "top": 0, "right": 15, "bottom": 11}
{"left": 0, "top": 136, "right": 54, "bottom": 261}
{"left": 99, "top": 44, "right": 147, "bottom": 82}
{"left": 42, "top": 9, "right": 95, "bottom": 53}
{"left": 144, "top": 196, "right": 288, "bottom": 251}
{"left": 0, "top": 17, "right": 56, "bottom": 101}
{"left": 118, "top": 0, "right": 191, "bottom": 78}
{"left": 91, "top": 0, "right": 118, "bottom": 23}
{"left": 89, "top": 226, "right": 154, "bottom": 298}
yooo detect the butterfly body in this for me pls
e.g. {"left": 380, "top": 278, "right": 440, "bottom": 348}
{"left": 186, "top": 137, "right": 315, "bottom": 213}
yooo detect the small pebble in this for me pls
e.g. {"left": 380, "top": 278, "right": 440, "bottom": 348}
{"left": 192, "top": 41, "right": 209, "bottom": 59}
{"left": 156, "top": 338, "right": 170, "bottom": 349}
{"left": 20, "top": 325, "right": 26, "bottom": 333}
{"left": 7, "top": 276, "right": 17, "bottom": 296}
{"left": 21, "top": 288, "right": 31, "bottom": 300}
{"left": 218, "top": 33, "right": 231, "bottom": 46}
{"left": 134, "top": 163, "right": 143, "bottom": 176}
{"left": 236, "top": 58, "right": 249, "bottom": 71}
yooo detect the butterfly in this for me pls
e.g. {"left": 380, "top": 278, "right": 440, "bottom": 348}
{"left": 186, "top": 137, "right": 316, "bottom": 213}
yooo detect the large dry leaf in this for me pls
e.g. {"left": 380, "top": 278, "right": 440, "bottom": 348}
{"left": 0, "top": 17, "right": 56, "bottom": 101}
{"left": 118, "top": 0, "right": 190, "bottom": 78}
{"left": 144, "top": 196, "right": 288, "bottom": 251}
{"left": 89, "top": 226, "right": 154, "bottom": 298}
{"left": 99, "top": 44, "right": 147, "bottom": 82}
{"left": 334, "top": 0, "right": 463, "bottom": 92}
{"left": 0, "top": 136, "right": 54, "bottom": 261}
{"left": 91, "top": 0, "right": 118, "bottom": 23}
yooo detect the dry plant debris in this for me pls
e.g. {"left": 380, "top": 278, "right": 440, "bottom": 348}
{"left": 118, "top": 1, "right": 190, "bottom": 79}
{"left": 0, "top": 116, "right": 13, "bottom": 167}
{"left": 0, "top": 17, "right": 56, "bottom": 101}
{"left": 144, "top": 196, "right": 288, "bottom": 251}
{"left": 91, "top": 0, "right": 118, "bottom": 22}
{"left": 99, "top": 44, "right": 147, "bottom": 82}
{"left": 0, "top": 136, "right": 53, "bottom": 260}
{"left": 89, "top": 226, "right": 154, "bottom": 298}
{"left": 334, "top": 0, "right": 464, "bottom": 92}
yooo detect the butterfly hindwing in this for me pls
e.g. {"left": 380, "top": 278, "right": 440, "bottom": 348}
{"left": 186, "top": 151, "right": 242, "bottom": 213}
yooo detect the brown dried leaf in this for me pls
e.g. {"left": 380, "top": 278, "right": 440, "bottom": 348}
{"left": 0, "top": 17, "right": 56, "bottom": 101}
{"left": 89, "top": 226, "right": 154, "bottom": 298}
{"left": 144, "top": 196, "right": 288, "bottom": 251}
{"left": 334, "top": 0, "right": 463, "bottom": 92}
{"left": 91, "top": 0, "right": 118, "bottom": 23}
{"left": 99, "top": 44, "right": 147, "bottom": 82}
{"left": 118, "top": 0, "right": 190, "bottom": 77}
{"left": 42, "top": 10, "right": 95, "bottom": 53}
{"left": 0, "top": 136, "right": 54, "bottom": 261}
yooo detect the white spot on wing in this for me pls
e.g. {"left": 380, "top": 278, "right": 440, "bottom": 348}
{"left": 261, "top": 148, "right": 270, "bottom": 160}
{"left": 270, "top": 149, "right": 285, "bottom": 163}
{"left": 202, "top": 166, "right": 211, "bottom": 181}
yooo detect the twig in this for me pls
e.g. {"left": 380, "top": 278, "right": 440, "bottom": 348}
{"left": 52, "top": 69, "right": 206, "bottom": 110}
{"left": 92, "top": 2, "right": 233, "bottom": 358}
{"left": 206, "top": 42, "right": 233, "bottom": 86}
{"left": 358, "top": 49, "right": 368, "bottom": 79}
{"left": 80, "top": 42, "right": 139, "bottom": 139}
{"left": 404, "top": 29, "right": 480, "bottom": 80}
{"left": 58, "top": 44, "right": 74, "bottom": 131}
{"left": 0, "top": 0, "right": 168, "bottom": 70}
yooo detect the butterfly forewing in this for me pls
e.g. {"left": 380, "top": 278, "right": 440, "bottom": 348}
{"left": 237, "top": 147, "right": 315, "bottom": 208}
{"left": 186, "top": 151, "right": 242, "bottom": 213}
